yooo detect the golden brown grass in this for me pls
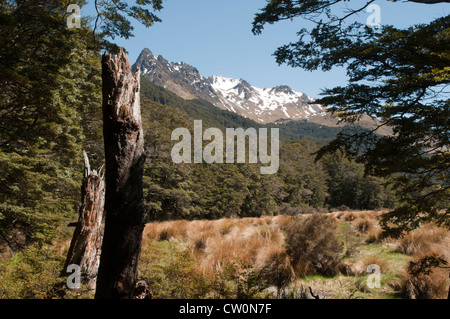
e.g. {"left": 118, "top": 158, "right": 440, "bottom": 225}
{"left": 331, "top": 210, "right": 386, "bottom": 243}
{"left": 143, "top": 214, "right": 342, "bottom": 289}
{"left": 353, "top": 217, "right": 374, "bottom": 234}
{"left": 402, "top": 251, "right": 450, "bottom": 299}
{"left": 395, "top": 224, "right": 450, "bottom": 257}
{"left": 143, "top": 216, "right": 289, "bottom": 277}
{"left": 144, "top": 219, "right": 191, "bottom": 241}
{"left": 143, "top": 212, "right": 388, "bottom": 279}
{"left": 141, "top": 212, "right": 449, "bottom": 299}
{"left": 394, "top": 224, "right": 450, "bottom": 299}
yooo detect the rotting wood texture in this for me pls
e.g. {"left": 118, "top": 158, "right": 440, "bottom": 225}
{"left": 95, "top": 47, "right": 147, "bottom": 299}
{"left": 64, "top": 150, "right": 104, "bottom": 290}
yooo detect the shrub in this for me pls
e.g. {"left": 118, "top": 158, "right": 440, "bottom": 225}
{"left": 225, "top": 259, "right": 271, "bottom": 299}
{"left": 255, "top": 244, "right": 295, "bottom": 297}
{"left": 0, "top": 245, "right": 68, "bottom": 299}
{"left": 353, "top": 217, "right": 374, "bottom": 234}
{"left": 138, "top": 240, "right": 212, "bottom": 299}
{"left": 366, "top": 227, "right": 383, "bottom": 243}
{"left": 283, "top": 214, "right": 343, "bottom": 277}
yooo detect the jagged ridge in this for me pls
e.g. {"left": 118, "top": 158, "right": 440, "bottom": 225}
{"left": 133, "top": 48, "right": 325, "bottom": 124}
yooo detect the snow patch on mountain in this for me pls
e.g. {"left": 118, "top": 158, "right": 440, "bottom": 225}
{"left": 208, "top": 75, "right": 324, "bottom": 121}
{"left": 134, "top": 48, "right": 325, "bottom": 123}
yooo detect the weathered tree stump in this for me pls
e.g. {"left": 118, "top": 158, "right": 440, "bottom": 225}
{"left": 134, "top": 279, "right": 153, "bottom": 299}
{"left": 64, "top": 151, "right": 105, "bottom": 290}
{"left": 95, "top": 48, "right": 147, "bottom": 299}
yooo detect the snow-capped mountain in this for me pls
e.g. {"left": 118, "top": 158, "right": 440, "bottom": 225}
{"left": 209, "top": 75, "right": 324, "bottom": 123}
{"left": 133, "top": 48, "right": 326, "bottom": 124}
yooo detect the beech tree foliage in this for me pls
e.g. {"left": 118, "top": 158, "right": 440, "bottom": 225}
{"left": 253, "top": 0, "right": 449, "bottom": 236}
{"left": 0, "top": 0, "right": 163, "bottom": 250}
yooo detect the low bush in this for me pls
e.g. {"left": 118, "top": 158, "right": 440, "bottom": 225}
{"left": 0, "top": 245, "right": 72, "bottom": 299}
{"left": 255, "top": 244, "right": 295, "bottom": 297}
{"left": 283, "top": 214, "right": 343, "bottom": 277}
{"left": 353, "top": 218, "right": 374, "bottom": 234}
{"left": 366, "top": 227, "right": 383, "bottom": 243}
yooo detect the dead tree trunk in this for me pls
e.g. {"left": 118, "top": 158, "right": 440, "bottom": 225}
{"left": 64, "top": 151, "right": 105, "bottom": 290}
{"left": 95, "top": 48, "right": 147, "bottom": 299}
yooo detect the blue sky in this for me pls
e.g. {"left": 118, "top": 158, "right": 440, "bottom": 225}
{"left": 86, "top": 0, "right": 448, "bottom": 98}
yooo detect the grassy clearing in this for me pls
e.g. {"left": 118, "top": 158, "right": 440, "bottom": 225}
{"left": 139, "top": 211, "right": 449, "bottom": 299}
{"left": 0, "top": 211, "right": 445, "bottom": 299}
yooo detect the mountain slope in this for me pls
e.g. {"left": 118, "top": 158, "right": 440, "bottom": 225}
{"left": 140, "top": 77, "right": 343, "bottom": 145}
{"left": 135, "top": 48, "right": 391, "bottom": 136}
{"left": 133, "top": 48, "right": 325, "bottom": 124}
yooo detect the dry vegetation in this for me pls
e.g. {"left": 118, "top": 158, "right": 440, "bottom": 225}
{"left": 1, "top": 210, "right": 447, "bottom": 299}
{"left": 139, "top": 210, "right": 450, "bottom": 299}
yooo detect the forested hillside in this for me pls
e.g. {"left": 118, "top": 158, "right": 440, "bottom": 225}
{"left": 140, "top": 78, "right": 344, "bottom": 145}
{"left": 139, "top": 90, "right": 396, "bottom": 221}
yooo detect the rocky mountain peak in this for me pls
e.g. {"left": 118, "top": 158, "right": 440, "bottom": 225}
{"left": 271, "top": 85, "right": 295, "bottom": 95}
{"left": 133, "top": 48, "right": 325, "bottom": 123}
{"left": 140, "top": 47, "right": 153, "bottom": 57}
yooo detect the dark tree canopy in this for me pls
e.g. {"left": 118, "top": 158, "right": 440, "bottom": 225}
{"left": 253, "top": 0, "right": 449, "bottom": 236}
{"left": 0, "top": 0, "right": 163, "bottom": 250}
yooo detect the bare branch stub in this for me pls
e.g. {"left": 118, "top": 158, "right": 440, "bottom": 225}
{"left": 64, "top": 150, "right": 105, "bottom": 290}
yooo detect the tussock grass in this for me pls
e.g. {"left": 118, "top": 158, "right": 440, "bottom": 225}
{"left": 353, "top": 217, "right": 374, "bottom": 234}
{"left": 401, "top": 252, "right": 449, "bottom": 299}
{"left": 395, "top": 224, "right": 449, "bottom": 257}
{"left": 140, "top": 211, "right": 449, "bottom": 299}
{"left": 394, "top": 224, "right": 450, "bottom": 299}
